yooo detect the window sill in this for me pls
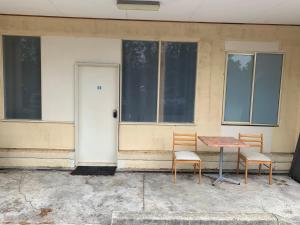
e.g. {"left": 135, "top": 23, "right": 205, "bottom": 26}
{"left": 0, "top": 119, "right": 74, "bottom": 124}
{"left": 221, "top": 123, "right": 279, "bottom": 128}
{"left": 120, "top": 122, "right": 196, "bottom": 126}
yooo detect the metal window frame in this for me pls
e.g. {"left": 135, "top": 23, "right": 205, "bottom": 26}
{"left": 120, "top": 39, "right": 198, "bottom": 125}
{"left": 222, "top": 51, "right": 285, "bottom": 127}
{"left": 0, "top": 35, "right": 4, "bottom": 120}
{"left": 156, "top": 41, "right": 162, "bottom": 123}
{"left": 1, "top": 34, "right": 43, "bottom": 121}
{"left": 120, "top": 39, "right": 160, "bottom": 124}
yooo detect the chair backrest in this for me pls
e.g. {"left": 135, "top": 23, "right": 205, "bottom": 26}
{"left": 173, "top": 132, "right": 197, "bottom": 152}
{"left": 238, "top": 133, "right": 263, "bottom": 153}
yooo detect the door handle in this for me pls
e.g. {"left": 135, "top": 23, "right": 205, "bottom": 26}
{"left": 113, "top": 109, "right": 118, "bottom": 118}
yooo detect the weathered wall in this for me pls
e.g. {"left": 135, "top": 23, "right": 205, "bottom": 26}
{"left": 0, "top": 15, "right": 299, "bottom": 170}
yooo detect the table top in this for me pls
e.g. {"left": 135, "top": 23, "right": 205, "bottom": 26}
{"left": 198, "top": 136, "right": 249, "bottom": 148}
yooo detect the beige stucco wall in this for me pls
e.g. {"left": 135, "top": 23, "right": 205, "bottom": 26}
{"left": 0, "top": 15, "right": 300, "bottom": 170}
{"left": 41, "top": 36, "right": 121, "bottom": 121}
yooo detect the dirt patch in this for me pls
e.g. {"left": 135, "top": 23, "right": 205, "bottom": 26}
{"left": 38, "top": 208, "right": 53, "bottom": 217}
{"left": 19, "top": 221, "right": 29, "bottom": 225}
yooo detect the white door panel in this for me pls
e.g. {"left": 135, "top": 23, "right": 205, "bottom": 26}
{"left": 76, "top": 64, "right": 119, "bottom": 166}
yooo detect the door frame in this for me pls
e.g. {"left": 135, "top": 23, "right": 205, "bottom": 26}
{"left": 74, "top": 62, "right": 120, "bottom": 167}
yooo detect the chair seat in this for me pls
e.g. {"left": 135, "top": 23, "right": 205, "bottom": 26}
{"left": 240, "top": 150, "right": 271, "bottom": 162}
{"left": 175, "top": 151, "right": 200, "bottom": 161}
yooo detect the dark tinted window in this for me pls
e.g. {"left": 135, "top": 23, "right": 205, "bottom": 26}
{"left": 159, "top": 42, "right": 197, "bottom": 123}
{"left": 122, "top": 40, "right": 159, "bottom": 122}
{"left": 3, "top": 35, "right": 41, "bottom": 119}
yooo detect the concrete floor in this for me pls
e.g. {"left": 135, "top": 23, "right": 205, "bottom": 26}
{"left": 0, "top": 170, "right": 299, "bottom": 225}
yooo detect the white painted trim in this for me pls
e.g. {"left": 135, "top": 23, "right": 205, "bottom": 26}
{"left": 74, "top": 62, "right": 120, "bottom": 167}
{"left": 249, "top": 53, "right": 257, "bottom": 124}
{"left": 276, "top": 53, "right": 285, "bottom": 127}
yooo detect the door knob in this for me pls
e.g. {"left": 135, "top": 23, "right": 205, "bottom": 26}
{"left": 113, "top": 109, "right": 118, "bottom": 118}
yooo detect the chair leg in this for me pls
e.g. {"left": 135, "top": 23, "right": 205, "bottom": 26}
{"left": 245, "top": 161, "right": 248, "bottom": 184}
{"left": 269, "top": 162, "right": 272, "bottom": 185}
{"left": 258, "top": 164, "right": 262, "bottom": 176}
{"left": 193, "top": 164, "right": 196, "bottom": 175}
{"left": 173, "top": 162, "right": 177, "bottom": 184}
{"left": 236, "top": 154, "right": 240, "bottom": 175}
{"left": 198, "top": 161, "right": 201, "bottom": 184}
{"left": 172, "top": 158, "right": 174, "bottom": 174}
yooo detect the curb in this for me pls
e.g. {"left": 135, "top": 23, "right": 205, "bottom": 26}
{"left": 111, "top": 211, "right": 282, "bottom": 225}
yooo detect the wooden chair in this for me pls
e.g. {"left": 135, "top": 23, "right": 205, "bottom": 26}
{"left": 172, "top": 132, "right": 202, "bottom": 183}
{"left": 236, "top": 133, "right": 272, "bottom": 184}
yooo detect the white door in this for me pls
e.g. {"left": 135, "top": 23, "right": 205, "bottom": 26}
{"left": 76, "top": 63, "right": 119, "bottom": 166}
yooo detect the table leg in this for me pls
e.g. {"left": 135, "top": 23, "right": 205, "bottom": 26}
{"left": 221, "top": 177, "right": 241, "bottom": 185}
{"left": 212, "top": 147, "right": 224, "bottom": 186}
{"left": 219, "top": 147, "right": 223, "bottom": 177}
{"left": 206, "top": 147, "right": 240, "bottom": 186}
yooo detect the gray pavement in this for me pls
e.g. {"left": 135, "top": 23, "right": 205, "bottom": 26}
{"left": 0, "top": 170, "right": 299, "bottom": 225}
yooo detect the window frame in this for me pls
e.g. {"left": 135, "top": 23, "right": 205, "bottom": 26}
{"left": 222, "top": 51, "right": 285, "bottom": 127}
{"left": 120, "top": 39, "right": 198, "bottom": 126}
{"left": 120, "top": 39, "right": 159, "bottom": 123}
{"left": 1, "top": 35, "right": 42, "bottom": 121}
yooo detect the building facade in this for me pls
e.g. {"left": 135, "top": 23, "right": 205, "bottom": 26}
{"left": 0, "top": 15, "right": 299, "bottom": 171}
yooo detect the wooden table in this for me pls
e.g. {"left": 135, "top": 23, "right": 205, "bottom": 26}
{"left": 198, "top": 136, "right": 249, "bottom": 185}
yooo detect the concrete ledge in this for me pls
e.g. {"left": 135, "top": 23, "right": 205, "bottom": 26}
{"left": 111, "top": 211, "right": 281, "bottom": 225}
{"left": 0, "top": 148, "right": 75, "bottom": 168}
{"left": 117, "top": 150, "right": 292, "bottom": 172}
